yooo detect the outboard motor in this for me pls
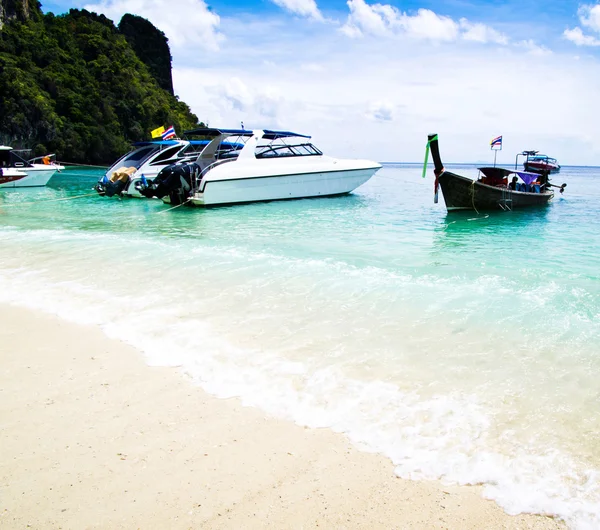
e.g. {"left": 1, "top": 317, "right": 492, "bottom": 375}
{"left": 136, "top": 161, "right": 200, "bottom": 205}
{"left": 95, "top": 174, "right": 129, "bottom": 197}
{"left": 95, "top": 166, "right": 137, "bottom": 197}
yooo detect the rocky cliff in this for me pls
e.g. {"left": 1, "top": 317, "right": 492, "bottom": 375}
{"left": 0, "top": 0, "right": 40, "bottom": 28}
{"left": 0, "top": 7, "right": 200, "bottom": 164}
{"left": 119, "top": 14, "right": 174, "bottom": 96}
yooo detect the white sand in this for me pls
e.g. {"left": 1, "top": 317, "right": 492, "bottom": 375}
{"left": 0, "top": 305, "right": 564, "bottom": 529}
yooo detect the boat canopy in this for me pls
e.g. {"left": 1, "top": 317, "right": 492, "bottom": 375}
{"left": 479, "top": 167, "right": 542, "bottom": 184}
{"left": 515, "top": 171, "right": 542, "bottom": 185}
{"left": 133, "top": 140, "right": 184, "bottom": 147}
{"left": 478, "top": 167, "right": 513, "bottom": 179}
{"left": 262, "top": 130, "right": 311, "bottom": 140}
{"left": 183, "top": 128, "right": 311, "bottom": 140}
{"left": 184, "top": 128, "right": 251, "bottom": 137}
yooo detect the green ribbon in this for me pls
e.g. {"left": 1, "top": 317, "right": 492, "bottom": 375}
{"left": 422, "top": 134, "right": 438, "bottom": 178}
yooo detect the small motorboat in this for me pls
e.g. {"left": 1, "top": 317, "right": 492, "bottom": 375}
{"left": 136, "top": 128, "right": 382, "bottom": 207}
{"left": 520, "top": 151, "right": 561, "bottom": 174}
{"left": 426, "top": 134, "right": 566, "bottom": 212}
{"left": 0, "top": 167, "right": 28, "bottom": 187}
{"left": 95, "top": 139, "right": 208, "bottom": 197}
{"left": 0, "top": 147, "right": 64, "bottom": 188}
{"left": 95, "top": 137, "right": 243, "bottom": 198}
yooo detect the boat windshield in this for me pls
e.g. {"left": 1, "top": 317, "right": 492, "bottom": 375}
{"left": 109, "top": 145, "right": 163, "bottom": 172}
{"left": 148, "top": 145, "right": 185, "bottom": 166}
{"left": 180, "top": 141, "right": 210, "bottom": 158}
{"left": 529, "top": 155, "right": 556, "bottom": 163}
{"left": 256, "top": 139, "right": 322, "bottom": 159}
{"left": 0, "top": 149, "right": 33, "bottom": 168}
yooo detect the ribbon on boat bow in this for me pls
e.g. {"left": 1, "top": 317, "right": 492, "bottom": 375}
{"left": 422, "top": 134, "right": 437, "bottom": 179}
{"left": 423, "top": 134, "right": 439, "bottom": 203}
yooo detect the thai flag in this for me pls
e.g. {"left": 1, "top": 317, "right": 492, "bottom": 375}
{"left": 490, "top": 135, "right": 502, "bottom": 148}
{"left": 162, "top": 126, "right": 176, "bottom": 140}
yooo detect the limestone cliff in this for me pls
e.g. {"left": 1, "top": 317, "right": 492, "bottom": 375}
{"left": 0, "top": 0, "right": 41, "bottom": 29}
{"left": 118, "top": 14, "right": 174, "bottom": 96}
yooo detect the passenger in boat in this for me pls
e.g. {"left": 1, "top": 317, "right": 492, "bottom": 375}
{"left": 508, "top": 176, "right": 518, "bottom": 190}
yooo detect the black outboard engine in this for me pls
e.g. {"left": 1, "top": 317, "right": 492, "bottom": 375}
{"left": 136, "top": 161, "right": 200, "bottom": 205}
{"left": 95, "top": 174, "right": 129, "bottom": 197}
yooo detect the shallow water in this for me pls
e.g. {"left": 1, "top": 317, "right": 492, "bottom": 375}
{"left": 1, "top": 164, "right": 599, "bottom": 528}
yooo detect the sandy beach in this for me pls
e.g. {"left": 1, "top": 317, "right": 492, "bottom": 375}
{"left": 0, "top": 304, "right": 564, "bottom": 529}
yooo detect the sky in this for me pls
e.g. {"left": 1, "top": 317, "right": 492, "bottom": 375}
{"left": 39, "top": 0, "right": 600, "bottom": 164}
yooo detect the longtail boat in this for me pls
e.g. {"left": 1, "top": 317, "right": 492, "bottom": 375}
{"left": 426, "top": 134, "right": 566, "bottom": 212}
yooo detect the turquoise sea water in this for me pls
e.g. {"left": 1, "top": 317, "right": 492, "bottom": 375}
{"left": 1, "top": 164, "right": 599, "bottom": 528}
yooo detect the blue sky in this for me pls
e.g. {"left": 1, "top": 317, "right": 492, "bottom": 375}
{"left": 39, "top": 1, "right": 600, "bottom": 164}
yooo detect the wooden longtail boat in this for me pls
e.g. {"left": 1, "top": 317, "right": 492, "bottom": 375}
{"left": 426, "top": 134, "right": 566, "bottom": 212}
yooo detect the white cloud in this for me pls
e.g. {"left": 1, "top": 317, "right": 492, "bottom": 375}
{"left": 517, "top": 39, "right": 552, "bottom": 55}
{"left": 219, "top": 77, "right": 254, "bottom": 112}
{"left": 270, "top": 0, "right": 323, "bottom": 21}
{"left": 340, "top": 0, "right": 507, "bottom": 45}
{"left": 83, "top": 0, "right": 224, "bottom": 50}
{"left": 564, "top": 26, "right": 600, "bottom": 46}
{"left": 367, "top": 101, "right": 394, "bottom": 121}
{"left": 579, "top": 3, "right": 600, "bottom": 32}
{"left": 459, "top": 19, "right": 508, "bottom": 45}
{"left": 399, "top": 8, "right": 459, "bottom": 41}
{"left": 563, "top": 3, "right": 600, "bottom": 47}
{"left": 183, "top": 74, "right": 285, "bottom": 127}
{"left": 173, "top": 24, "right": 600, "bottom": 164}
{"left": 341, "top": 0, "right": 396, "bottom": 38}
{"left": 341, "top": 1, "right": 458, "bottom": 40}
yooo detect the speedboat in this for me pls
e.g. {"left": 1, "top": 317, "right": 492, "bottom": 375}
{"left": 95, "top": 139, "right": 208, "bottom": 197}
{"left": 0, "top": 146, "right": 64, "bottom": 188}
{"left": 521, "top": 151, "right": 561, "bottom": 174}
{"left": 95, "top": 137, "right": 243, "bottom": 197}
{"left": 137, "top": 128, "right": 382, "bottom": 206}
{"left": 0, "top": 167, "right": 28, "bottom": 187}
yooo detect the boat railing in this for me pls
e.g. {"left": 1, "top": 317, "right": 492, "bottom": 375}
{"left": 196, "top": 158, "right": 237, "bottom": 193}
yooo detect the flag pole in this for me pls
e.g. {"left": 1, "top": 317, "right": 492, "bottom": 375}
{"left": 490, "top": 135, "right": 502, "bottom": 167}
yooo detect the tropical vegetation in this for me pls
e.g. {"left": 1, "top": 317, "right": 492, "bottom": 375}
{"left": 0, "top": 3, "right": 202, "bottom": 164}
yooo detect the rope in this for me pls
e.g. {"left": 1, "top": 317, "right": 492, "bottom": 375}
{"left": 59, "top": 162, "right": 109, "bottom": 169}
{"left": 154, "top": 198, "right": 192, "bottom": 214}
{"left": 0, "top": 192, "right": 98, "bottom": 208}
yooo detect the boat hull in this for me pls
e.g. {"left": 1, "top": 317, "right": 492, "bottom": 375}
{"left": 190, "top": 168, "right": 378, "bottom": 206}
{"left": 439, "top": 171, "right": 553, "bottom": 211}
{"left": 0, "top": 167, "right": 57, "bottom": 188}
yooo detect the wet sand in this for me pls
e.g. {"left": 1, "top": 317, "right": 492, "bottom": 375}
{"left": 0, "top": 304, "right": 564, "bottom": 529}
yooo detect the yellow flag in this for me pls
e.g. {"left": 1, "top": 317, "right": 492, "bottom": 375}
{"left": 151, "top": 125, "right": 165, "bottom": 139}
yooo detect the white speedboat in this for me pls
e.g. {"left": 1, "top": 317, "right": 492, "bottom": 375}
{"left": 95, "top": 137, "right": 243, "bottom": 198}
{"left": 0, "top": 146, "right": 64, "bottom": 188}
{"left": 95, "top": 139, "right": 206, "bottom": 197}
{"left": 138, "top": 128, "right": 381, "bottom": 206}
